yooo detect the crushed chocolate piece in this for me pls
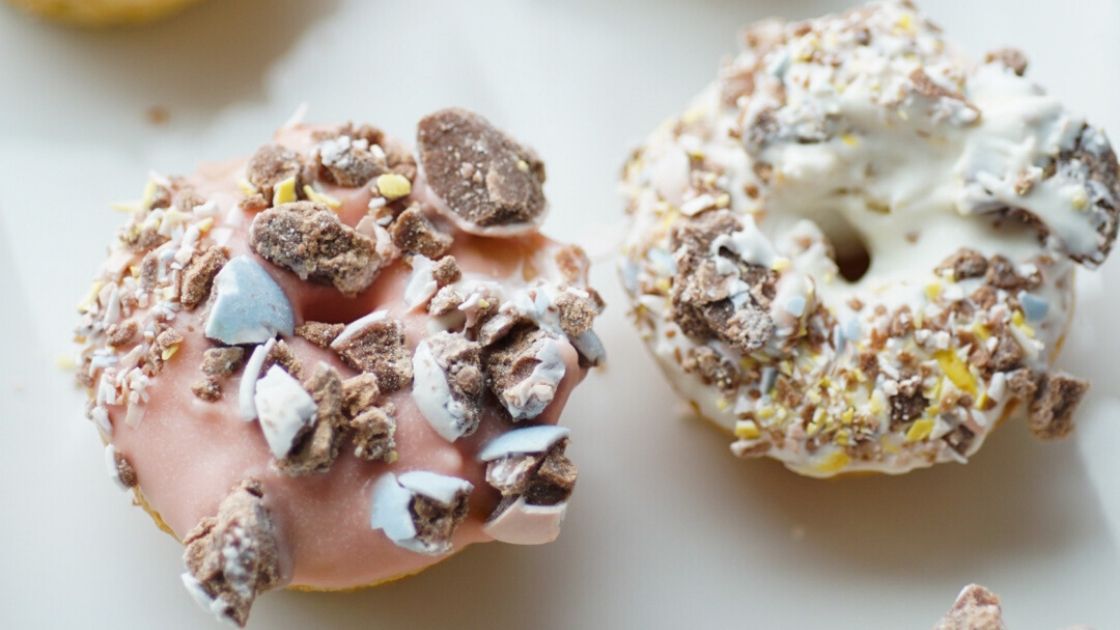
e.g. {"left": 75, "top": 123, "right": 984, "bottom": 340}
{"left": 428, "top": 286, "right": 464, "bottom": 317}
{"left": 181, "top": 480, "right": 283, "bottom": 628}
{"left": 1028, "top": 373, "right": 1089, "bottom": 440}
{"left": 192, "top": 347, "right": 246, "bottom": 401}
{"left": 933, "top": 584, "right": 1004, "bottom": 630}
{"left": 332, "top": 317, "right": 413, "bottom": 392}
{"left": 936, "top": 248, "right": 989, "bottom": 280}
{"left": 106, "top": 320, "right": 139, "bottom": 347}
{"left": 246, "top": 144, "right": 303, "bottom": 202}
{"left": 389, "top": 205, "right": 453, "bottom": 258}
{"left": 1005, "top": 367, "right": 1040, "bottom": 401}
{"left": 418, "top": 332, "right": 485, "bottom": 438}
{"left": 139, "top": 252, "right": 160, "bottom": 291}
{"left": 113, "top": 449, "right": 138, "bottom": 488}
{"left": 487, "top": 439, "right": 577, "bottom": 507}
{"left": 260, "top": 340, "right": 301, "bottom": 380}
{"left": 984, "top": 48, "right": 1028, "bottom": 76}
{"left": 942, "top": 423, "right": 977, "bottom": 456}
{"left": 890, "top": 375, "right": 928, "bottom": 426}
{"left": 858, "top": 351, "right": 879, "bottom": 380}
{"left": 431, "top": 256, "right": 461, "bottom": 286}
{"left": 294, "top": 321, "right": 344, "bottom": 348}
{"left": 416, "top": 108, "right": 547, "bottom": 230}
{"left": 278, "top": 363, "right": 346, "bottom": 475}
{"left": 484, "top": 326, "right": 564, "bottom": 419}
{"left": 555, "top": 290, "right": 599, "bottom": 337}
{"left": 409, "top": 488, "right": 470, "bottom": 551}
{"left": 682, "top": 346, "right": 741, "bottom": 392}
{"left": 476, "top": 310, "right": 526, "bottom": 346}
{"left": 554, "top": 245, "right": 590, "bottom": 284}
{"left": 969, "top": 285, "right": 998, "bottom": 310}
{"left": 350, "top": 404, "right": 397, "bottom": 462}
{"left": 341, "top": 373, "right": 380, "bottom": 417}
{"left": 316, "top": 127, "right": 387, "bottom": 187}
{"left": 971, "top": 329, "right": 1024, "bottom": 375}
{"left": 984, "top": 255, "right": 1038, "bottom": 291}
{"left": 249, "top": 201, "right": 383, "bottom": 296}
{"left": 180, "top": 246, "right": 230, "bottom": 309}
{"left": 909, "top": 68, "right": 979, "bottom": 121}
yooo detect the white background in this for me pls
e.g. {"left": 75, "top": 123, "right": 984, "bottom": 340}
{"left": 1, "top": 1, "right": 1118, "bottom": 628}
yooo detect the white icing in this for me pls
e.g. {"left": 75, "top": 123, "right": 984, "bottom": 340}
{"left": 478, "top": 425, "right": 570, "bottom": 461}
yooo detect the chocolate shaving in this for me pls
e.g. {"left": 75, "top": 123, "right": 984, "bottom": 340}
{"left": 332, "top": 317, "right": 412, "bottom": 392}
{"left": 389, "top": 205, "right": 453, "bottom": 259}
{"left": 182, "top": 480, "right": 283, "bottom": 628}
{"left": 294, "top": 321, "right": 344, "bottom": 348}
{"left": 180, "top": 246, "right": 230, "bottom": 309}
{"left": 416, "top": 108, "right": 546, "bottom": 230}
{"left": 246, "top": 144, "right": 303, "bottom": 201}
{"left": 249, "top": 201, "right": 383, "bottom": 296}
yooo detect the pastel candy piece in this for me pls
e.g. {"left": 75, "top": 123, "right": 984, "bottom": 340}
{"left": 1019, "top": 291, "right": 1050, "bottom": 321}
{"left": 478, "top": 425, "right": 570, "bottom": 461}
{"left": 253, "top": 366, "right": 317, "bottom": 458}
{"left": 571, "top": 330, "right": 605, "bottom": 367}
{"left": 370, "top": 471, "right": 473, "bottom": 555}
{"left": 204, "top": 256, "right": 294, "bottom": 345}
{"left": 483, "top": 497, "right": 567, "bottom": 545}
{"left": 238, "top": 339, "right": 276, "bottom": 421}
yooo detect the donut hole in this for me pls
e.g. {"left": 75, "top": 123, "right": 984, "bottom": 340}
{"left": 817, "top": 213, "right": 872, "bottom": 283}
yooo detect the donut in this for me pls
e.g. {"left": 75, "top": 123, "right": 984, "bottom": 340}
{"left": 6, "top": 0, "right": 201, "bottom": 25}
{"left": 75, "top": 108, "right": 605, "bottom": 626}
{"left": 933, "top": 584, "right": 1005, "bottom": 630}
{"left": 620, "top": 1, "right": 1118, "bottom": 477}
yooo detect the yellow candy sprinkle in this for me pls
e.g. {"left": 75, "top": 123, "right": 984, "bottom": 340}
{"left": 516, "top": 159, "right": 530, "bottom": 173}
{"left": 974, "top": 392, "right": 990, "bottom": 410}
{"left": 816, "top": 450, "right": 850, "bottom": 474}
{"left": 925, "top": 281, "right": 942, "bottom": 301}
{"left": 1012, "top": 310, "right": 1035, "bottom": 337}
{"left": 1072, "top": 188, "right": 1089, "bottom": 211}
{"left": 272, "top": 176, "right": 297, "bottom": 205}
{"left": 161, "top": 344, "right": 180, "bottom": 361}
{"left": 840, "top": 408, "right": 855, "bottom": 425}
{"left": 715, "top": 193, "right": 731, "bottom": 208}
{"left": 734, "top": 420, "right": 760, "bottom": 440}
{"left": 195, "top": 217, "right": 215, "bottom": 234}
{"left": 840, "top": 133, "right": 859, "bottom": 147}
{"left": 681, "top": 104, "right": 707, "bottom": 125}
{"left": 303, "top": 185, "right": 341, "bottom": 210}
{"left": 55, "top": 355, "right": 76, "bottom": 370}
{"left": 78, "top": 281, "right": 105, "bottom": 312}
{"left": 896, "top": 13, "right": 915, "bottom": 34}
{"left": 716, "top": 397, "right": 730, "bottom": 411}
{"left": 237, "top": 177, "right": 258, "bottom": 196}
{"left": 905, "top": 418, "right": 935, "bottom": 442}
{"left": 972, "top": 322, "right": 990, "bottom": 341}
{"left": 110, "top": 202, "right": 140, "bottom": 214}
{"left": 387, "top": 451, "right": 400, "bottom": 464}
{"left": 771, "top": 257, "right": 792, "bottom": 273}
{"left": 141, "top": 179, "right": 159, "bottom": 209}
{"left": 757, "top": 406, "right": 776, "bottom": 420}
{"left": 376, "top": 173, "right": 412, "bottom": 200}
{"left": 869, "top": 392, "right": 885, "bottom": 416}
{"left": 834, "top": 428, "right": 851, "bottom": 446}
{"left": 935, "top": 350, "right": 977, "bottom": 395}
{"left": 654, "top": 277, "right": 671, "bottom": 294}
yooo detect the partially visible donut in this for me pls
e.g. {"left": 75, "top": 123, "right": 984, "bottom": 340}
{"left": 6, "top": 0, "right": 201, "bottom": 25}
{"left": 76, "top": 108, "right": 605, "bottom": 625}
{"left": 621, "top": 1, "right": 1117, "bottom": 477}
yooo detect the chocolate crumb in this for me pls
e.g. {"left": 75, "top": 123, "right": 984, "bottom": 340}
{"left": 936, "top": 248, "right": 988, "bottom": 280}
{"left": 890, "top": 375, "right": 928, "bottom": 426}
{"left": 933, "top": 584, "right": 1004, "bottom": 630}
{"left": 247, "top": 144, "right": 303, "bottom": 202}
{"left": 249, "top": 201, "right": 384, "bottom": 296}
{"left": 278, "top": 363, "right": 346, "bottom": 475}
{"left": 181, "top": 480, "right": 283, "bottom": 628}
{"left": 389, "top": 205, "right": 453, "bottom": 259}
{"left": 180, "top": 246, "right": 230, "bottom": 309}
{"left": 682, "top": 346, "right": 741, "bottom": 392}
{"left": 349, "top": 404, "right": 397, "bottom": 462}
{"left": 985, "top": 255, "right": 1038, "bottom": 291}
{"left": 417, "top": 108, "right": 546, "bottom": 231}
{"left": 106, "top": 320, "right": 139, "bottom": 347}
{"left": 428, "top": 286, "right": 464, "bottom": 317}
{"left": 261, "top": 340, "right": 301, "bottom": 380}
{"left": 341, "top": 373, "right": 381, "bottom": 417}
{"left": 555, "top": 289, "right": 599, "bottom": 337}
{"left": 1028, "top": 373, "right": 1089, "bottom": 440}
{"left": 487, "top": 439, "right": 577, "bottom": 515}
{"left": 984, "top": 48, "right": 1028, "bottom": 76}
{"left": 431, "top": 256, "right": 461, "bottom": 286}
{"left": 315, "top": 128, "right": 387, "bottom": 187}
{"left": 295, "top": 321, "right": 344, "bottom": 348}
{"left": 113, "top": 450, "right": 138, "bottom": 488}
{"left": 332, "top": 317, "right": 413, "bottom": 392}
{"left": 484, "top": 326, "right": 561, "bottom": 419}
{"left": 192, "top": 347, "right": 245, "bottom": 401}
{"left": 1005, "top": 367, "right": 1040, "bottom": 401}
{"left": 409, "top": 486, "right": 471, "bottom": 552}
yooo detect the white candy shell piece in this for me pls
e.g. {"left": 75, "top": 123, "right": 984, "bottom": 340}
{"left": 478, "top": 425, "right": 570, "bottom": 462}
{"left": 483, "top": 497, "right": 568, "bottom": 545}
{"left": 238, "top": 338, "right": 276, "bottom": 421}
{"left": 253, "top": 366, "right": 317, "bottom": 458}
{"left": 370, "top": 471, "right": 474, "bottom": 555}
{"left": 204, "top": 256, "right": 294, "bottom": 345}
{"left": 571, "top": 330, "right": 605, "bottom": 366}
{"left": 500, "top": 335, "right": 567, "bottom": 420}
{"left": 411, "top": 339, "right": 471, "bottom": 442}
{"left": 403, "top": 256, "right": 438, "bottom": 311}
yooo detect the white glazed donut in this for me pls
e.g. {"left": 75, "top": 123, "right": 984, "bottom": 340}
{"left": 621, "top": 1, "right": 1118, "bottom": 477}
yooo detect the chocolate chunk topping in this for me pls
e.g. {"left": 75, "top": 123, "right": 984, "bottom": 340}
{"left": 1028, "top": 373, "right": 1089, "bottom": 440}
{"left": 294, "top": 321, "right": 344, "bottom": 348}
{"left": 933, "top": 584, "right": 1004, "bottom": 630}
{"left": 890, "top": 375, "right": 928, "bottom": 426}
{"left": 315, "top": 129, "right": 386, "bottom": 187}
{"left": 192, "top": 347, "right": 245, "bottom": 402}
{"left": 277, "top": 363, "right": 346, "bottom": 476}
{"left": 682, "top": 346, "right": 741, "bottom": 392}
{"left": 389, "top": 205, "right": 453, "bottom": 259}
{"left": 113, "top": 449, "right": 138, "bottom": 488}
{"left": 247, "top": 144, "right": 303, "bottom": 201}
{"left": 249, "top": 201, "right": 383, "bottom": 296}
{"left": 554, "top": 289, "right": 599, "bottom": 337}
{"left": 106, "top": 319, "right": 139, "bottom": 347}
{"left": 484, "top": 326, "right": 561, "bottom": 419}
{"left": 409, "top": 488, "right": 471, "bottom": 552}
{"left": 341, "top": 373, "right": 380, "bottom": 416}
{"left": 332, "top": 317, "right": 413, "bottom": 392}
{"left": 985, "top": 255, "right": 1038, "bottom": 291}
{"left": 431, "top": 255, "right": 461, "bottom": 286}
{"left": 182, "top": 480, "right": 283, "bottom": 628}
{"left": 936, "top": 248, "right": 988, "bottom": 280}
{"left": 984, "top": 48, "right": 1028, "bottom": 76}
{"left": 260, "top": 339, "right": 301, "bottom": 380}
{"left": 486, "top": 439, "right": 577, "bottom": 511}
{"left": 425, "top": 332, "right": 485, "bottom": 436}
{"left": 417, "top": 108, "right": 546, "bottom": 231}
{"left": 180, "top": 246, "right": 229, "bottom": 309}
{"left": 349, "top": 404, "right": 397, "bottom": 462}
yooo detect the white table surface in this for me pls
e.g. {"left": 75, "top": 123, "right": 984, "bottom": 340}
{"left": 1, "top": 0, "right": 1118, "bottom": 628}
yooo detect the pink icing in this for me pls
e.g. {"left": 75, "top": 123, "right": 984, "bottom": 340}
{"left": 104, "top": 126, "right": 588, "bottom": 589}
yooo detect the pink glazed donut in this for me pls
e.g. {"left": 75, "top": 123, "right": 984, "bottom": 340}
{"left": 75, "top": 108, "right": 605, "bottom": 626}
